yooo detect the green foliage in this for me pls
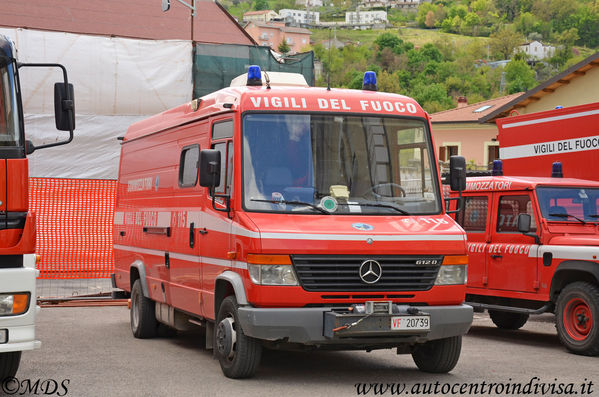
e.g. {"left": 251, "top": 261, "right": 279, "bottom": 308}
{"left": 254, "top": 0, "right": 268, "bottom": 10}
{"left": 278, "top": 39, "right": 291, "bottom": 54}
{"left": 504, "top": 59, "right": 536, "bottom": 93}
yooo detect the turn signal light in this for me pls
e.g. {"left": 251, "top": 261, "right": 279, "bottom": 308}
{"left": 247, "top": 254, "right": 292, "bottom": 265}
{"left": 442, "top": 255, "right": 468, "bottom": 265}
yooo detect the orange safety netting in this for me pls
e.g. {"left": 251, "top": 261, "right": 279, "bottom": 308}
{"left": 29, "top": 177, "right": 116, "bottom": 279}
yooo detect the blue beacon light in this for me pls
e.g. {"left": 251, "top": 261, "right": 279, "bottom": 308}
{"left": 247, "top": 65, "right": 262, "bottom": 86}
{"left": 362, "top": 71, "right": 377, "bottom": 91}
{"left": 552, "top": 161, "right": 563, "bottom": 178}
{"left": 492, "top": 159, "right": 503, "bottom": 176}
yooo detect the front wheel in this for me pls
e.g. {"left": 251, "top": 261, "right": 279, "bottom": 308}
{"left": 555, "top": 282, "right": 599, "bottom": 356}
{"left": 411, "top": 336, "right": 462, "bottom": 373}
{"left": 130, "top": 279, "right": 157, "bottom": 339}
{"left": 0, "top": 351, "right": 21, "bottom": 381}
{"left": 215, "top": 296, "right": 262, "bottom": 379}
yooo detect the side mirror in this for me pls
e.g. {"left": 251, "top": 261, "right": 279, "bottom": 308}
{"left": 25, "top": 140, "right": 35, "bottom": 155}
{"left": 449, "top": 155, "right": 466, "bottom": 192}
{"left": 518, "top": 213, "right": 531, "bottom": 234}
{"left": 54, "top": 82, "right": 75, "bottom": 131}
{"left": 199, "top": 149, "right": 221, "bottom": 188}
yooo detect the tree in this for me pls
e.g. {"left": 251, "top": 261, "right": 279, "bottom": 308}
{"left": 425, "top": 11, "right": 436, "bottom": 28}
{"left": 490, "top": 27, "right": 523, "bottom": 60}
{"left": 254, "top": 0, "right": 268, "bottom": 10}
{"left": 278, "top": 38, "right": 291, "bottom": 55}
{"left": 504, "top": 59, "right": 537, "bottom": 94}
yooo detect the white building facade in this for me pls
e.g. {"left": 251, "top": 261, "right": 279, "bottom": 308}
{"left": 279, "top": 9, "right": 320, "bottom": 25}
{"left": 345, "top": 10, "right": 387, "bottom": 24}
{"left": 518, "top": 41, "right": 556, "bottom": 60}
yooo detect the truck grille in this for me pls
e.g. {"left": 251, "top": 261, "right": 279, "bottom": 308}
{"left": 292, "top": 255, "right": 442, "bottom": 292}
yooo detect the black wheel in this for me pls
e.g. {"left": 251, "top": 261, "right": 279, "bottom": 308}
{"left": 555, "top": 282, "right": 599, "bottom": 356}
{"left": 0, "top": 351, "right": 21, "bottom": 381}
{"left": 215, "top": 296, "right": 262, "bottom": 379}
{"left": 489, "top": 310, "right": 529, "bottom": 330}
{"left": 411, "top": 336, "right": 462, "bottom": 373}
{"left": 130, "top": 279, "right": 157, "bottom": 339}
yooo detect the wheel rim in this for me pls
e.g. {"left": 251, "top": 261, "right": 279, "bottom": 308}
{"left": 563, "top": 297, "right": 593, "bottom": 341}
{"left": 132, "top": 290, "right": 139, "bottom": 330}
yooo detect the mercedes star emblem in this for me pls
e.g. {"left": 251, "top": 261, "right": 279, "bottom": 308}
{"left": 359, "top": 260, "right": 383, "bottom": 284}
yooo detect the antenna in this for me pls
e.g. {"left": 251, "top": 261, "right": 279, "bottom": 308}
{"left": 264, "top": 71, "right": 271, "bottom": 89}
{"left": 327, "top": 28, "right": 332, "bottom": 91}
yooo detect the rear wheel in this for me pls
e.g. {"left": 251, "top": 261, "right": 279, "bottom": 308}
{"left": 555, "top": 282, "right": 599, "bottom": 356}
{"left": 489, "top": 310, "right": 529, "bottom": 330}
{"left": 215, "top": 296, "right": 262, "bottom": 379}
{"left": 411, "top": 336, "right": 462, "bottom": 373}
{"left": 0, "top": 351, "right": 21, "bottom": 381}
{"left": 130, "top": 279, "right": 157, "bottom": 339}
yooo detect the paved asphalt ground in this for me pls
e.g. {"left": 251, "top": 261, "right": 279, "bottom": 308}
{"left": 10, "top": 307, "right": 598, "bottom": 397}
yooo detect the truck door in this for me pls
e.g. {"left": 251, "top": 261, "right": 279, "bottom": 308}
{"left": 457, "top": 195, "right": 491, "bottom": 289}
{"left": 486, "top": 193, "right": 539, "bottom": 293}
{"left": 200, "top": 119, "right": 234, "bottom": 319}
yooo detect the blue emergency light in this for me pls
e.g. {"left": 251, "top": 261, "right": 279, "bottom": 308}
{"left": 555, "top": 106, "right": 563, "bottom": 109}
{"left": 552, "top": 161, "right": 563, "bottom": 178}
{"left": 247, "top": 65, "right": 262, "bottom": 86}
{"left": 492, "top": 159, "right": 503, "bottom": 176}
{"left": 363, "top": 71, "right": 377, "bottom": 91}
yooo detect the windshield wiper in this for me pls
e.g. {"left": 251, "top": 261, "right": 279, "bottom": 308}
{"left": 250, "top": 198, "right": 330, "bottom": 215}
{"left": 589, "top": 214, "right": 599, "bottom": 218}
{"left": 356, "top": 201, "right": 411, "bottom": 215}
{"left": 548, "top": 213, "right": 586, "bottom": 224}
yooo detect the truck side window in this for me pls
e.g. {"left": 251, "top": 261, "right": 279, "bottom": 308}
{"left": 179, "top": 144, "right": 200, "bottom": 187}
{"left": 458, "top": 196, "right": 488, "bottom": 232}
{"left": 497, "top": 195, "right": 536, "bottom": 233}
{"left": 212, "top": 141, "right": 233, "bottom": 195}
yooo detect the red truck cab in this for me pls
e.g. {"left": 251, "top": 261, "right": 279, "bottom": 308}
{"left": 113, "top": 68, "right": 473, "bottom": 378}
{"left": 450, "top": 169, "right": 599, "bottom": 355}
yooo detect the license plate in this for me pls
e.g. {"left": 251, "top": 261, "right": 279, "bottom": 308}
{"left": 390, "top": 316, "right": 430, "bottom": 331}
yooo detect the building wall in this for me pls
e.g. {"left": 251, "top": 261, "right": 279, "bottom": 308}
{"left": 246, "top": 23, "right": 310, "bottom": 54}
{"left": 516, "top": 67, "right": 599, "bottom": 115}
{"left": 0, "top": 0, "right": 253, "bottom": 44}
{"left": 432, "top": 123, "right": 499, "bottom": 167}
{"left": 243, "top": 11, "right": 279, "bottom": 23}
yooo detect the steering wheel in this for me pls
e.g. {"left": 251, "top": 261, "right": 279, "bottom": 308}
{"left": 367, "top": 183, "right": 406, "bottom": 198}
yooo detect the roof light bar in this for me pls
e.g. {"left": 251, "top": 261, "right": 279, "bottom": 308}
{"left": 362, "top": 71, "right": 377, "bottom": 91}
{"left": 492, "top": 159, "right": 503, "bottom": 176}
{"left": 247, "top": 65, "right": 262, "bottom": 86}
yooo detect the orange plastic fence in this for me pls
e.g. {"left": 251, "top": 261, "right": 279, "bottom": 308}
{"left": 29, "top": 177, "right": 116, "bottom": 279}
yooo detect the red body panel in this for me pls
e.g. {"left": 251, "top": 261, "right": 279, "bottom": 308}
{"left": 497, "top": 101, "right": 599, "bottom": 181}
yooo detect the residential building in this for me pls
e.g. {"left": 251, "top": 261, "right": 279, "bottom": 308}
{"left": 243, "top": 10, "right": 279, "bottom": 23}
{"left": 279, "top": 9, "right": 320, "bottom": 25}
{"left": 430, "top": 94, "right": 522, "bottom": 169}
{"left": 245, "top": 22, "right": 312, "bottom": 54}
{"left": 295, "top": 0, "right": 324, "bottom": 7}
{"left": 359, "top": 0, "right": 420, "bottom": 9}
{"left": 345, "top": 11, "right": 387, "bottom": 25}
{"left": 518, "top": 40, "right": 556, "bottom": 60}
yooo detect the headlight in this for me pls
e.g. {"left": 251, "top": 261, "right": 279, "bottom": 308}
{"left": 435, "top": 265, "right": 467, "bottom": 285}
{"left": 247, "top": 254, "right": 299, "bottom": 286}
{"left": 0, "top": 293, "right": 30, "bottom": 316}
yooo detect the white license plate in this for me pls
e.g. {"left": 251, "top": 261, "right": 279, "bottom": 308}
{"left": 390, "top": 316, "right": 430, "bottom": 331}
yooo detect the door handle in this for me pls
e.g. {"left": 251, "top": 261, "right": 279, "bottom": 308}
{"left": 491, "top": 254, "right": 502, "bottom": 259}
{"left": 199, "top": 228, "right": 208, "bottom": 235}
{"left": 189, "top": 222, "right": 195, "bottom": 248}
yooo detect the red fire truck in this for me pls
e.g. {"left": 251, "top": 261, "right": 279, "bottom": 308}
{"left": 112, "top": 67, "right": 473, "bottom": 378}
{"left": 497, "top": 101, "right": 599, "bottom": 181}
{"left": 0, "top": 35, "right": 75, "bottom": 380}
{"left": 450, "top": 167, "right": 599, "bottom": 356}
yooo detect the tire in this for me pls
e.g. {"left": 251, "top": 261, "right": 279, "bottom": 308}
{"left": 130, "top": 279, "right": 157, "bottom": 339}
{"left": 555, "top": 282, "right": 599, "bottom": 356}
{"left": 0, "top": 351, "right": 21, "bottom": 381}
{"left": 489, "top": 310, "right": 529, "bottom": 330}
{"left": 411, "top": 336, "right": 462, "bottom": 373}
{"left": 215, "top": 296, "right": 262, "bottom": 379}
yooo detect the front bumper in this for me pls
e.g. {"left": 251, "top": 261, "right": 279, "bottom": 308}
{"left": 0, "top": 254, "right": 41, "bottom": 353}
{"left": 237, "top": 303, "right": 472, "bottom": 346}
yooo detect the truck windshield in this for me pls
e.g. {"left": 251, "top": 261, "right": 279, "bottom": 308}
{"left": 536, "top": 187, "right": 599, "bottom": 222}
{"left": 242, "top": 113, "right": 440, "bottom": 214}
{"left": 0, "top": 60, "right": 20, "bottom": 147}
